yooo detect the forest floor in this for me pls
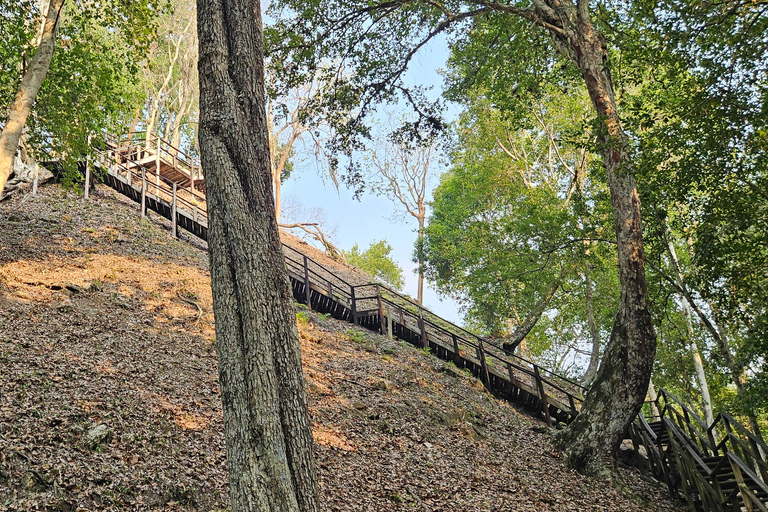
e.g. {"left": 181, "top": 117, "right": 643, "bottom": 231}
{"left": 0, "top": 184, "right": 684, "bottom": 511}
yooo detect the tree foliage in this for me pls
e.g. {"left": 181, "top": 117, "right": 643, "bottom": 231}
{"left": 344, "top": 240, "right": 405, "bottom": 290}
{"left": 0, "top": 0, "right": 160, "bottom": 182}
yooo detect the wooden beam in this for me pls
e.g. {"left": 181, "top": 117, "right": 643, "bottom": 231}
{"left": 303, "top": 255, "right": 312, "bottom": 311}
{"left": 533, "top": 365, "right": 553, "bottom": 426}
{"left": 171, "top": 182, "right": 178, "bottom": 238}
{"left": 141, "top": 168, "right": 147, "bottom": 218}
{"left": 477, "top": 340, "right": 490, "bottom": 389}
{"left": 452, "top": 334, "right": 462, "bottom": 367}
{"left": 377, "top": 289, "right": 386, "bottom": 335}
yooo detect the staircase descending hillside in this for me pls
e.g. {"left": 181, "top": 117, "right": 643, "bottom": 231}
{"left": 89, "top": 135, "right": 767, "bottom": 512}
{"left": 630, "top": 390, "right": 768, "bottom": 512}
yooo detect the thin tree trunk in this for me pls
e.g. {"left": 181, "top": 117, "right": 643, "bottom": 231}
{"left": 0, "top": 0, "right": 65, "bottom": 194}
{"left": 416, "top": 215, "right": 425, "bottom": 304}
{"left": 552, "top": 16, "right": 656, "bottom": 477}
{"left": 196, "top": 0, "right": 319, "bottom": 509}
{"left": 127, "top": 107, "right": 142, "bottom": 142}
{"left": 647, "top": 379, "right": 661, "bottom": 420}
{"left": 650, "top": 252, "right": 764, "bottom": 439}
{"left": 145, "top": 33, "right": 184, "bottom": 150}
{"left": 581, "top": 262, "right": 601, "bottom": 386}
{"left": 665, "top": 235, "right": 714, "bottom": 425}
{"left": 502, "top": 269, "right": 565, "bottom": 354}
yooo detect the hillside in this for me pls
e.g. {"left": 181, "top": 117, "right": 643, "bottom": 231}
{"left": 0, "top": 184, "right": 682, "bottom": 511}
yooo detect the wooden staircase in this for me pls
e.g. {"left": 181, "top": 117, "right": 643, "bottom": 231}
{"left": 630, "top": 390, "right": 768, "bottom": 512}
{"left": 91, "top": 135, "right": 585, "bottom": 427}
{"left": 90, "top": 136, "right": 767, "bottom": 512}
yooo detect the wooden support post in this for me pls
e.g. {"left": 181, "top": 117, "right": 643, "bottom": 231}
{"left": 190, "top": 162, "right": 196, "bottom": 193}
{"left": 533, "top": 365, "right": 552, "bottom": 426}
{"left": 452, "top": 334, "right": 462, "bottom": 367}
{"left": 506, "top": 362, "right": 515, "bottom": 386}
{"left": 350, "top": 286, "right": 357, "bottom": 325}
{"left": 476, "top": 340, "right": 491, "bottom": 388}
{"left": 155, "top": 135, "right": 161, "bottom": 188}
{"left": 84, "top": 160, "right": 90, "bottom": 199}
{"left": 327, "top": 282, "right": 334, "bottom": 299}
{"left": 418, "top": 308, "right": 429, "bottom": 350}
{"left": 193, "top": 205, "right": 198, "bottom": 223}
{"left": 171, "top": 183, "right": 178, "bottom": 238}
{"left": 386, "top": 306, "right": 393, "bottom": 339}
{"left": 303, "top": 255, "right": 312, "bottom": 311}
{"left": 141, "top": 168, "right": 147, "bottom": 218}
{"left": 377, "top": 289, "right": 386, "bottom": 335}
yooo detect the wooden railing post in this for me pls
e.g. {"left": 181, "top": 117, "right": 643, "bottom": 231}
{"left": 155, "top": 134, "right": 161, "bottom": 188}
{"left": 452, "top": 334, "right": 462, "bottom": 367}
{"left": 350, "top": 286, "right": 357, "bottom": 325}
{"left": 303, "top": 255, "right": 312, "bottom": 311}
{"left": 377, "top": 288, "right": 386, "bottom": 335}
{"left": 84, "top": 135, "right": 92, "bottom": 199}
{"left": 386, "top": 306, "right": 393, "bottom": 339}
{"left": 533, "top": 365, "right": 553, "bottom": 426}
{"left": 141, "top": 168, "right": 147, "bottom": 218}
{"left": 418, "top": 308, "right": 429, "bottom": 350}
{"left": 476, "top": 340, "right": 490, "bottom": 388}
{"left": 171, "top": 182, "right": 178, "bottom": 238}
{"left": 506, "top": 362, "right": 514, "bottom": 384}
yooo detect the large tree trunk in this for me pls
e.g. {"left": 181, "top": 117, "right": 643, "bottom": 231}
{"left": 0, "top": 0, "right": 65, "bottom": 194}
{"left": 552, "top": 16, "right": 656, "bottom": 477}
{"left": 196, "top": 0, "right": 319, "bottom": 510}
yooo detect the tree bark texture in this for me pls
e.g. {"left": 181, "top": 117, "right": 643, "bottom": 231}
{"left": 196, "top": 0, "right": 319, "bottom": 510}
{"left": 0, "top": 0, "right": 65, "bottom": 194}
{"left": 551, "top": 12, "right": 656, "bottom": 477}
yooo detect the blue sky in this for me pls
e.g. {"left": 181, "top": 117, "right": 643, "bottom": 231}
{"left": 280, "top": 36, "right": 465, "bottom": 323}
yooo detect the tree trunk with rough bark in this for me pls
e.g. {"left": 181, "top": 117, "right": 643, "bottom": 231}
{"left": 0, "top": 0, "right": 65, "bottom": 194}
{"left": 196, "top": 0, "right": 319, "bottom": 509}
{"left": 551, "top": 15, "right": 656, "bottom": 477}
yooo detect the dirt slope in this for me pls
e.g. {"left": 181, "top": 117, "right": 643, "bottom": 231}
{"left": 0, "top": 184, "right": 681, "bottom": 511}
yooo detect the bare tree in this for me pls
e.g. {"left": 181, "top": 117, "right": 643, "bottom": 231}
{"left": 267, "top": 78, "right": 333, "bottom": 223}
{"left": 196, "top": 0, "right": 319, "bottom": 509}
{"left": 367, "top": 121, "right": 440, "bottom": 304}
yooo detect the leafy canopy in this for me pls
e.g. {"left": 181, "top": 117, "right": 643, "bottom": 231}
{"left": 344, "top": 240, "right": 405, "bottom": 290}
